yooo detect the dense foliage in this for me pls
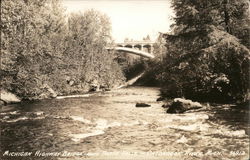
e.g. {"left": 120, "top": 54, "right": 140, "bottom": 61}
{"left": 116, "top": 53, "right": 146, "bottom": 81}
{"left": 154, "top": 0, "right": 250, "bottom": 102}
{"left": 134, "top": 34, "right": 168, "bottom": 86}
{"left": 1, "top": 0, "right": 125, "bottom": 99}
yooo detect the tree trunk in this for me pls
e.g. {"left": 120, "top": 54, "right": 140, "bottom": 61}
{"left": 223, "top": 0, "right": 231, "bottom": 33}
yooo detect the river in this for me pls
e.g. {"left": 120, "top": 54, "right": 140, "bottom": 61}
{"left": 0, "top": 86, "right": 249, "bottom": 160}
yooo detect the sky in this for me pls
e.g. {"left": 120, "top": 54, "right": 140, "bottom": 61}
{"left": 62, "top": 0, "right": 174, "bottom": 43}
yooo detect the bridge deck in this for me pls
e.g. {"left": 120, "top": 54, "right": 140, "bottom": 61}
{"left": 106, "top": 47, "right": 155, "bottom": 59}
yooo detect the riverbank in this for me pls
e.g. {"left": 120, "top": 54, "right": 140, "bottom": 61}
{"left": 0, "top": 82, "right": 123, "bottom": 106}
{"left": 0, "top": 70, "right": 142, "bottom": 105}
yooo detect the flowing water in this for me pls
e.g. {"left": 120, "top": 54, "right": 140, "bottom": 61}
{"left": 0, "top": 87, "right": 249, "bottom": 160}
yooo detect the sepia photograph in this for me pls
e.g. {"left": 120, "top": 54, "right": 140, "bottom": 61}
{"left": 0, "top": 0, "right": 249, "bottom": 160}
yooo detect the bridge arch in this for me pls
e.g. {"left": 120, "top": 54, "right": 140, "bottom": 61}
{"left": 124, "top": 44, "right": 133, "bottom": 48}
{"left": 117, "top": 44, "right": 124, "bottom": 47}
{"left": 134, "top": 44, "right": 141, "bottom": 50}
{"left": 106, "top": 47, "right": 155, "bottom": 59}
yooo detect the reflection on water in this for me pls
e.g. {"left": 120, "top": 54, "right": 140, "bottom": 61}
{"left": 0, "top": 87, "right": 249, "bottom": 160}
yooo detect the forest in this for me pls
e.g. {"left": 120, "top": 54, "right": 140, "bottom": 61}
{"left": 143, "top": 0, "right": 250, "bottom": 103}
{"left": 1, "top": 0, "right": 249, "bottom": 104}
{"left": 1, "top": 0, "right": 125, "bottom": 99}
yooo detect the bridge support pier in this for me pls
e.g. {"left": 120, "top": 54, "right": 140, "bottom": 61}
{"left": 140, "top": 45, "right": 144, "bottom": 51}
{"left": 150, "top": 44, "right": 153, "bottom": 54}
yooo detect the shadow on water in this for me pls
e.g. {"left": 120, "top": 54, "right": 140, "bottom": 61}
{"left": 208, "top": 103, "right": 250, "bottom": 135}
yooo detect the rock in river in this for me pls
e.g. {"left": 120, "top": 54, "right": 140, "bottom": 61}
{"left": 0, "top": 100, "right": 6, "bottom": 106}
{"left": 38, "top": 84, "right": 57, "bottom": 99}
{"left": 156, "top": 97, "right": 165, "bottom": 101}
{"left": 0, "top": 90, "right": 21, "bottom": 104}
{"left": 136, "top": 103, "right": 151, "bottom": 107}
{"left": 166, "top": 98, "right": 203, "bottom": 113}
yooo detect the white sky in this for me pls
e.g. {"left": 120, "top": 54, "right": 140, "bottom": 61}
{"left": 62, "top": 0, "right": 174, "bottom": 42}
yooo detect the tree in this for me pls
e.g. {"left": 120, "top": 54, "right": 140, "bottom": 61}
{"left": 64, "top": 9, "right": 125, "bottom": 90}
{"left": 143, "top": 35, "right": 151, "bottom": 41}
{"left": 157, "top": 0, "right": 250, "bottom": 102}
{"left": 1, "top": 1, "right": 125, "bottom": 98}
{"left": 1, "top": 0, "right": 67, "bottom": 98}
{"left": 171, "top": 0, "right": 250, "bottom": 47}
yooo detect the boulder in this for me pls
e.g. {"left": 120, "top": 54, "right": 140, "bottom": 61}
{"left": 47, "top": 87, "right": 57, "bottom": 98}
{"left": 136, "top": 103, "right": 151, "bottom": 107}
{"left": 166, "top": 101, "right": 186, "bottom": 113}
{"left": 174, "top": 98, "right": 202, "bottom": 107}
{"left": 89, "top": 80, "right": 100, "bottom": 92}
{"left": 0, "top": 90, "right": 21, "bottom": 104}
{"left": 0, "top": 100, "right": 6, "bottom": 106}
{"left": 156, "top": 97, "right": 165, "bottom": 101}
{"left": 167, "top": 98, "right": 203, "bottom": 114}
{"left": 89, "top": 85, "right": 100, "bottom": 92}
{"left": 39, "top": 84, "right": 57, "bottom": 99}
{"left": 161, "top": 101, "right": 172, "bottom": 108}
{"left": 161, "top": 103, "right": 169, "bottom": 108}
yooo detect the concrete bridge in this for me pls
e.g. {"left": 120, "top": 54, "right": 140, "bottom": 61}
{"left": 117, "top": 40, "right": 155, "bottom": 54}
{"left": 106, "top": 40, "right": 155, "bottom": 59}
